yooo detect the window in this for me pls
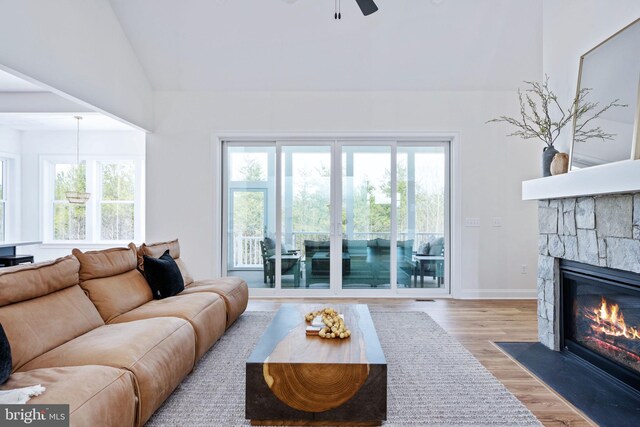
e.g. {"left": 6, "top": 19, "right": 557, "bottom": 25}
{"left": 53, "top": 163, "right": 87, "bottom": 240}
{"left": 222, "top": 139, "right": 450, "bottom": 295}
{"left": 99, "top": 162, "right": 135, "bottom": 240}
{"left": 44, "top": 157, "right": 143, "bottom": 243}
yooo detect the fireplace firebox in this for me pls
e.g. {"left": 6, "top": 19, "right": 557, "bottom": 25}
{"left": 561, "top": 260, "right": 640, "bottom": 391}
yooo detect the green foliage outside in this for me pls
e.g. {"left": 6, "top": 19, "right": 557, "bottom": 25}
{"left": 100, "top": 163, "right": 135, "bottom": 240}
{"left": 53, "top": 162, "right": 135, "bottom": 241}
{"left": 231, "top": 153, "right": 445, "bottom": 253}
{"left": 54, "top": 163, "right": 87, "bottom": 240}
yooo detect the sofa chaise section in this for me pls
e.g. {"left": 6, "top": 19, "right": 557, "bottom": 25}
{"left": 137, "top": 239, "right": 248, "bottom": 328}
{"left": 19, "top": 317, "right": 195, "bottom": 426}
{"left": 73, "top": 244, "right": 227, "bottom": 362}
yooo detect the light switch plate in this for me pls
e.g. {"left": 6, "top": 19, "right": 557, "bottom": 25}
{"left": 464, "top": 217, "right": 480, "bottom": 227}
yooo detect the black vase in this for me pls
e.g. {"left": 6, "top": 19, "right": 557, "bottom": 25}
{"left": 542, "top": 146, "right": 558, "bottom": 177}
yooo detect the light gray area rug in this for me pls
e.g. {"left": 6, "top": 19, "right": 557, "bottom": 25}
{"left": 147, "top": 311, "right": 541, "bottom": 426}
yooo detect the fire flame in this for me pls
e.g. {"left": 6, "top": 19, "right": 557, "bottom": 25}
{"left": 586, "top": 297, "right": 640, "bottom": 340}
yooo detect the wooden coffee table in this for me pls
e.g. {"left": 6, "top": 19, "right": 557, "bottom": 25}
{"left": 246, "top": 304, "right": 387, "bottom": 426}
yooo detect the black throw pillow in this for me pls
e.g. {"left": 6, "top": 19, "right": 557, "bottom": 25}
{"left": 143, "top": 250, "right": 185, "bottom": 299}
{"left": 0, "top": 323, "right": 11, "bottom": 384}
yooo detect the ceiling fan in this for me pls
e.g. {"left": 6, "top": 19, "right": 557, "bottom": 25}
{"left": 282, "top": 0, "right": 379, "bottom": 18}
{"left": 353, "top": 0, "right": 379, "bottom": 16}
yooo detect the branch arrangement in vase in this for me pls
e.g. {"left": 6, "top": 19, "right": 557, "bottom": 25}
{"left": 487, "top": 75, "right": 626, "bottom": 176}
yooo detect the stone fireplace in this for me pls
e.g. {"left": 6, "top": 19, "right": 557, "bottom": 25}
{"left": 537, "top": 193, "right": 640, "bottom": 352}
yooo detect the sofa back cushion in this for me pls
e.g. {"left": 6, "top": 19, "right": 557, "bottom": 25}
{"left": 0, "top": 256, "right": 104, "bottom": 371}
{"left": 137, "top": 239, "right": 194, "bottom": 286}
{"left": 73, "top": 244, "right": 152, "bottom": 322}
{"left": 0, "top": 255, "right": 80, "bottom": 307}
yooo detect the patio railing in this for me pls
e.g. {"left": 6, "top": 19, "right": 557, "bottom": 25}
{"left": 232, "top": 231, "right": 443, "bottom": 268}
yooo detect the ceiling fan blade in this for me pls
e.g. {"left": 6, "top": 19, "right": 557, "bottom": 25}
{"left": 354, "top": 0, "right": 378, "bottom": 16}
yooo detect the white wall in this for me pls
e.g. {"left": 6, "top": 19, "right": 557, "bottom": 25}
{"left": 0, "top": 0, "right": 154, "bottom": 131}
{"left": 18, "top": 130, "right": 145, "bottom": 261}
{"left": 148, "top": 91, "right": 541, "bottom": 298}
{"left": 543, "top": 0, "right": 640, "bottom": 152}
{"left": 0, "top": 128, "right": 22, "bottom": 242}
{"left": 0, "top": 128, "right": 20, "bottom": 154}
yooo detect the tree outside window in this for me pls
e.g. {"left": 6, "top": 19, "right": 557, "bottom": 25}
{"left": 100, "top": 162, "right": 135, "bottom": 241}
{"left": 53, "top": 163, "right": 87, "bottom": 240}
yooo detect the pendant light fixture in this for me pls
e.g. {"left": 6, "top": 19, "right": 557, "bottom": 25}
{"left": 65, "top": 116, "right": 91, "bottom": 204}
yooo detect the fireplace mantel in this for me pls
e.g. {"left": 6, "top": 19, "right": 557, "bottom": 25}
{"left": 522, "top": 159, "right": 640, "bottom": 201}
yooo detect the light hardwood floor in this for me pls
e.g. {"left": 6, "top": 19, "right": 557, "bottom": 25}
{"left": 247, "top": 298, "right": 594, "bottom": 427}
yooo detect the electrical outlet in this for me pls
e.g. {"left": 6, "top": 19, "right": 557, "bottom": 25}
{"left": 464, "top": 217, "right": 480, "bottom": 227}
{"left": 492, "top": 217, "right": 503, "bottom": 227}
{"left": 521, "top": 264, "right": 527, "bottom": 274}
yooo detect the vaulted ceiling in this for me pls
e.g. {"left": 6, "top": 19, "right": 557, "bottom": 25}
{"left": 108, "top": 0, "right": 542, "bottom": 91}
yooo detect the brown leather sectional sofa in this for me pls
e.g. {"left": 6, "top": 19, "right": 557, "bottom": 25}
{"left": 0, "top": 239, "right": 248, "bottom": 427}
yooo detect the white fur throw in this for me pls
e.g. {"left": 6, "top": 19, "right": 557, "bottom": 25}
{"left": 0, "top": 385, "right": 46, "bottom": 404}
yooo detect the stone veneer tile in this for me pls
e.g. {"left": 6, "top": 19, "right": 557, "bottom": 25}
{"left": 576, "top": 197, "right": 595, "bottom": 229}
{"left": 562, "top": 235, "right": 578, "bottom": 260}
{"left": 538, "top": 235, "right": 548, "bottom": 256}
{"left": 596, "top": 195, "right": 633, "bottom": 238}
{"left": 563, "top": 198, "right": 576, "bottom": 212}
{"left": 598, "top": 238, "right": 607, "bottom": 259}
{"left": 538, "top": 255, "right": 555, "bottom": 280}
{"left": 538, "top": 207, "right": 558, "bottom": 234}
{"left": 538, "top": 200, "right": 549, "bottom": 208}
{"left": 537, "top": 277, "right": 545, "bottom": 303}
{"left": 557, "top": 205, "right": 565, "bottom": 236}
{"left": 634, "top": 195, "right": 640, "bottom": 239}
{"left": 606, "top": 238, "right": 640, "bottom": 273}
{"left": 548, "top": 234, "right": 564, "bottom": 258}
{"left": 544, "top": 279, "right": 554, "bottom": 305}
{"left": 563, "top": 210, "right": 576, "bottom": 235}
{"left": 577, "top": 229, "right": 599, "bottom": 265}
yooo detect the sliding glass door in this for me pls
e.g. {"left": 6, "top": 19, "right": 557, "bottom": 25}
{"left": 224, "top": 146, "right": 276, "bottom": 289}
{"left": 342, "top": 146, "right": 392, "bottom": 289}
{"left": 222, "top": 139, "right": 450, "bottom": 295}
{"left": 281, "top": 145, "right": 332, "bottom": 289}
{"left": 396, "top": 145, "right": 448, "bottom": 289}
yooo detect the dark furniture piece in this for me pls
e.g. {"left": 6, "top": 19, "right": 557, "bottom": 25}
{"left": 0, "top": 255, "right": 35, "bottom": 267}
{"left": 303, "top": 240, "right": 350, "bottom": 287}
{"left": 268, "top": 254, "right": 301, "bottom": 287}
{"left": 0, "top": 241, "right": 40, "bottom": 268}
{"left": 246, "top": 304, "right": 387, "bottom": 426}
{"left": 260, "top": 240, "right": 301, "bottom": 287}
{"left": 413, "top": 237, "right": 445, "bottom": 286}
{"left": 311, "top": 252, "right": 351, "bottom": 276}
{"left": 303, "top": 238, "right": 415, "bottom": 287}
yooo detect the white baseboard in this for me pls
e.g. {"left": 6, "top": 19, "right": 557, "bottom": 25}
{"left": 454, "top": 288, "right": 537, "bottom": 299}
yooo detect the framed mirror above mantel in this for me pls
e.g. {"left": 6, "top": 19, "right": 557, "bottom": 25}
{"left": 569, "top": 18, "right": 640, "bottom": 171}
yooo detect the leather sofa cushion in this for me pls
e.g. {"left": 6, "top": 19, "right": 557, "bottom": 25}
{"left": 73, "top": 244, "right": 138, "bottom": 282}
{"left": 73, "top": 245, "right": 152, "bottom": 322}
{"left": 181, "top": 277, "right": 248, "bottom": 328}
{"left": 19, "top": 317, "right": 195, "bottom": 427}
{"left": 2, "top": 366, "right": 137, "bottom": 427}
{"left": 110, "top": 293, "right": 226, "bottom": 361}
{"left": 137, "top": 239, "right": 194, "bottom": 286}
{"left": 0, "top": 256, "right": 79, "bottom": 307}
{"left": 0, "top": 285, "right": 104, "bottom": 372}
